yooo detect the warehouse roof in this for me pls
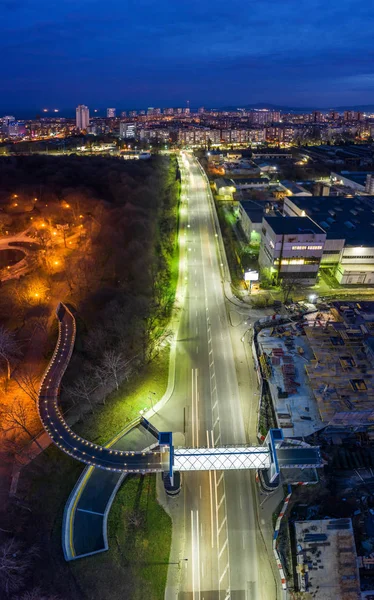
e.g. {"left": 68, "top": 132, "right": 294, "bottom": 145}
{"left": 264, "top": 215, "right": 325, "bottom": 235}
{"left": 285, "top": 195, "right": 374, "bottom": 246}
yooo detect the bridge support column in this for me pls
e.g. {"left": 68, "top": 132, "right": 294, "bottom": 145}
{"left": 262, "top": 429, "right": 284, "bottom": 485}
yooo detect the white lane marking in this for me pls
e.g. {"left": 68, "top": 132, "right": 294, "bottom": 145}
{"left": 196, "top": 346, "right": 199, "bottom": 354}
{"left": 218, "top": 515, "right": 227, "bottom": 535}
{"left": 214, "top": 470, "right": 219, "bottom": 549}
{"left": 191, "top": 370, "right": 195, "bottom": 448}
{"left": 218, "top": 493, "right": 225, "bottom": 510}
{"left": 219, "top": 538, "right": 228, "bottom": 558}
{"left": 191, "top": 510, "right": 195, "bottom": 598}
{"left": 213, "top": 416, "right": 219, "bottom": 428}
{"left": 196, "top": 510, "right": 201, "bottom": 598}
{"left": 195, "top": 369, "right": 199, "bottom": 447}
{"left": 214, "top": 434, "right": 220, "bottom": 447}
{"left": 219, "top": 563, "right": 229, "bottom": 584}
{"left": 242, "top": 532, "right": 245, "bottom": 550}
{"left": 206, "top": 430, "right": 215, "bottom": 549}
{"left": 217, "top": 473, "right": 224, "bottom": 487}
{"left": 212, "top": 400, "right": 218, "bottom": 410}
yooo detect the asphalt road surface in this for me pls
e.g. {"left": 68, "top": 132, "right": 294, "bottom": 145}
{"left": 152, "top": 154, "right": 275, "bottom": 599}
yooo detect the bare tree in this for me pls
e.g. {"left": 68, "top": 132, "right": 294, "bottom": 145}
{"left": 13, "top": 587, "right": 61, "bottom": 600}
{"left": 0, "top": 326, "right": 20, "bottom": 380}
{"left": 0, "top": 538, "right": 39, "bottom": 597}
{"left": 279, "top": 277, "right": 305, "bottom": 304}
{"left": 99, "top": 350, "right": 127, "bottom": 391}
{"left": 66, "top": 375, "right": 96, "bottom": 413}
{"left": 0, "top": 397, "right": 42, "bottom": 451}
{"left": 13, "top": 368, "right": 39, "bottom": 405}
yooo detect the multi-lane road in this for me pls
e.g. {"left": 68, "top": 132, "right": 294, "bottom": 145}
{"left": 39, "top": 153, "right": 277, "bottom": 597}
{"left": 152, "top": 154, "right": 276, "bottom": 599}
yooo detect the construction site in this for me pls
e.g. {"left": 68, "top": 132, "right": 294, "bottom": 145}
{"left": 304, "top": 303, "right": 374, "bottom": 431}
{"left": 257, "top": 302, "right": 374, "bottom": 437}
{"left": 295, "top": 518, "right": 361, "bottom": 599}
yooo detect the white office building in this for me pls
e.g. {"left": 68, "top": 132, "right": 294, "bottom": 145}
{"left": 284, "top": 195, "right": 374, "bottom": 284}
{"left": 259, "top": 216, "right": 326, "bottom": 285}
{"left": 76, "top": 105, "right": 89, "bottom": 130}
{"left": 120, "top": 122, "right": 136, "bottom": 139}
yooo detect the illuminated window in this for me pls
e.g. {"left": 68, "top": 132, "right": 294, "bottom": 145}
{"left": 269, "top": 240, "right": 274, "bottom": 248}
{"left": 292, "top": 245, "right": 307, "bottom": 250}
{"left": 308, "top": 245, "right": 323, "bottom": 250}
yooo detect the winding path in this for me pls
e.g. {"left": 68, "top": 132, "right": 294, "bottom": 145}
{"left": 38, "top": 303, "right": 168, "bottom": 473}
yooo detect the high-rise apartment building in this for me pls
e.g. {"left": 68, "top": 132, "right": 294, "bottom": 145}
{"left": 312, "top": 111, "right": 324, "bottom": 122}
{"left": 129, "top": 110, "right": 137, "bottom": 117}
{"left": 120, "top": 111, "right": 127, "bottom": 118}
{"left": 344, "top": 110, "right": 359, "bottom": 121}
{"left": 366, "top": 174, "right": 374, "bottom": 195}
{"left": 329, "top": 111, "right": 340, "bottom": 120}
{"left": 120, "top": 122, "right": 136, "bottom": 139}
{"left": 107, "top": 108, "right": 116, "bottom": 118}
{"left": 198, "top": 107, "right": 205, "bottom": 114}
{"left": 3, "top": 115, "right": 15, "bottom": 126}
{"left": 250, "top": 110, "right": 280, "bottom": 125}
{"left": 76, "top": 105, "right": 89, "bottom": 130}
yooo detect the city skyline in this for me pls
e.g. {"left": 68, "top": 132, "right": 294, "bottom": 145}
{"left": 1, "top": 0, "right": 373, "bottom": 111}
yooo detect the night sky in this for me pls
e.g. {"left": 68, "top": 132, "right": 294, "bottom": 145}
{"left": 1, "top": 0, "right": 373, "bottom": 112}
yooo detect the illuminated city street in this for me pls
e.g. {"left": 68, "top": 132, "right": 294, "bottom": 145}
{"left": 155, "top": 154, "right": 276, "bottom": 599}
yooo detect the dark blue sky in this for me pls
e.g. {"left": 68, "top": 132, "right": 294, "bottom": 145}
{"left": 1, "top": 0, "right": 373, "bottom": 112}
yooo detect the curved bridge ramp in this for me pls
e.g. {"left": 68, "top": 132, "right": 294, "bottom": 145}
{"left": 38, "top": 303, "right": 169, "bottom": 473}
{"left": 62, "top": 420, "right": 159, "bottom": 561}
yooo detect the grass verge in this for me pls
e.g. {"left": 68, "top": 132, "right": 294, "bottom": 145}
{"left": 75, "top": 348, "right": 170, "bottom": 445}
{"left": 71, "top": 475, "right": 171, "bottom": 600}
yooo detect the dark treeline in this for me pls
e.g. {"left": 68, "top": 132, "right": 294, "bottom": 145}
{"left": 0, "top": 154, "right": 164, "bottom": 203}
{"left": 0, "top": 153, "right": 180, "bottom": 413}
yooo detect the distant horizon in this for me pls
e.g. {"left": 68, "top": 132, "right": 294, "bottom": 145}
{"left": 2, "top": 102, "right": 374, "bottom": 121}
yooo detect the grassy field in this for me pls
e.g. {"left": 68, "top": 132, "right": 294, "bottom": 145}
{"left": 18, "top": 350, "right": 172, "bottom": 600}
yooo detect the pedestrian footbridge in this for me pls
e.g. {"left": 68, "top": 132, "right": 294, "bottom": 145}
{"left": 38, "top": 303, "right": 322, "bottom": 484}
